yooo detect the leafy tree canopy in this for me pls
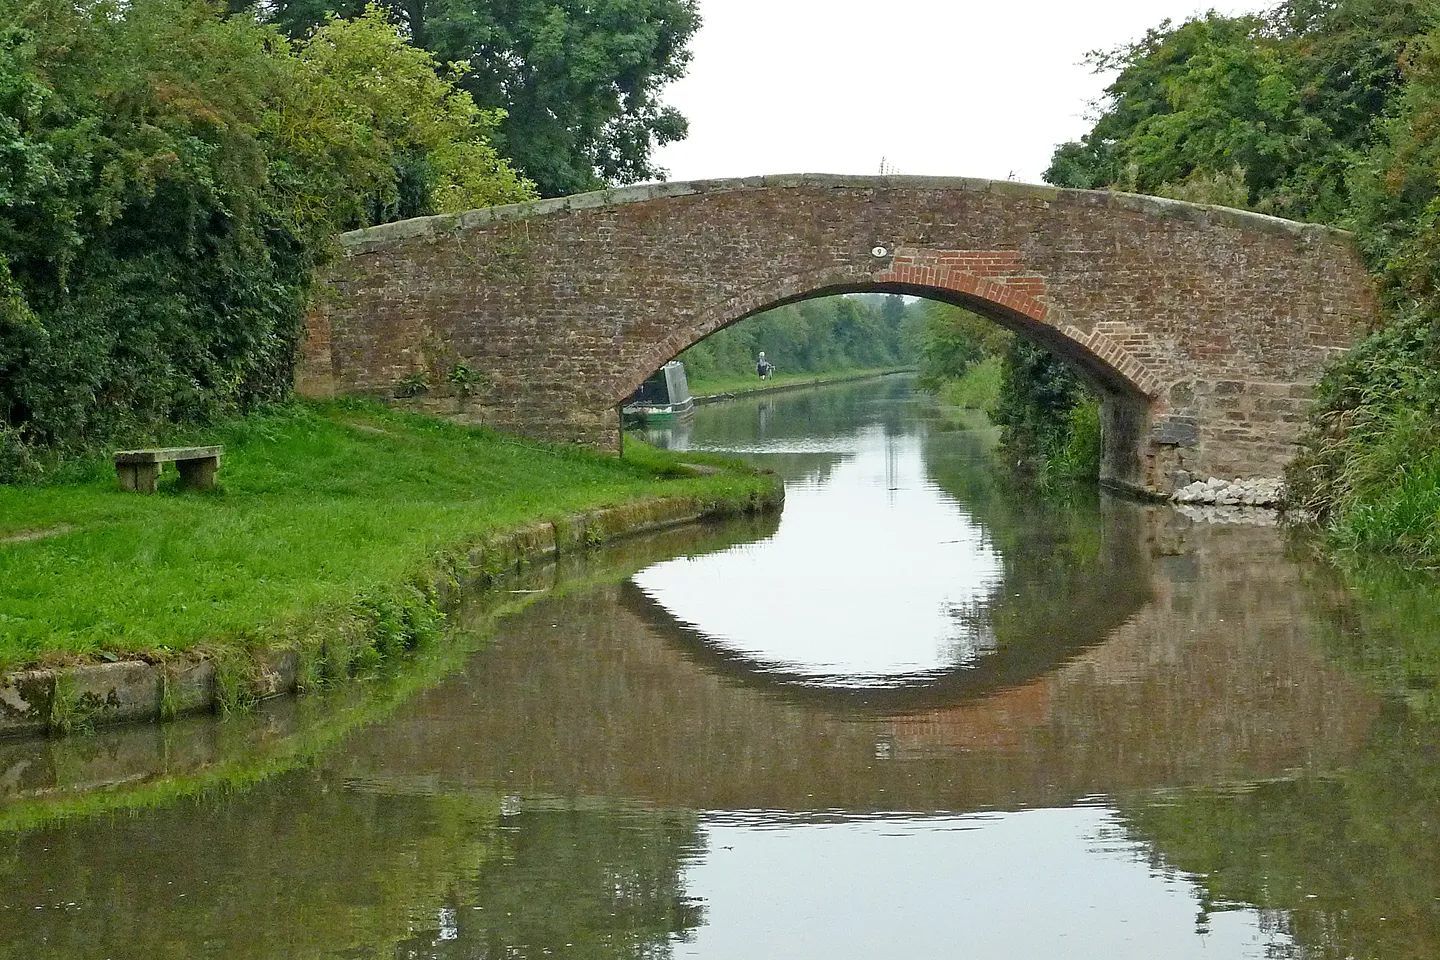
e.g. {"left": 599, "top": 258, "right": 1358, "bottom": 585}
{"left": 0, "top": 0, "right": 532, "bottom": 473}
{"left": 1046, "top": 1, "right": 1432, "bottom": 222}
{"left": 255, "top": 0, "right": 701, "bottom": 198}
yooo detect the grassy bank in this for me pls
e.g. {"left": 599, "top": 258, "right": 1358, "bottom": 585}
{"left": 930, "top": 356, "right": 1003, "bottom": 411}
{"left": 689, "top": 366, "right": 913, "bottom": 400}
{"left": 0, "top": 399, "right": 778, "bottom": 674}
{"left": 1294, "top": 411, "right": 1440, "bottom": 568}
{"left": 0, "top": 516, "right": 778, "bottom": 831}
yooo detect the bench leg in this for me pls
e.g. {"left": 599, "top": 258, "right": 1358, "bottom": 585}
{"left": 117, "top": 462, "right": 160, "bottom": 494}
{"left": 176, "top": 456, "right": 219, "bottom": 492}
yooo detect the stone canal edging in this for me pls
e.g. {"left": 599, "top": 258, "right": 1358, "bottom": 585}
{"left": 0, "top": 484, "right": 782, "bottom": 739}
{"left": 692, "top": 368, "right": 915, "bottom": 405}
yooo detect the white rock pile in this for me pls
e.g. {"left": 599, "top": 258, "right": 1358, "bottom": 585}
{"left": 1172, "top": 476, "right": 1284, "bottom": 508}
{"left": 1174, "top": 504, "right": 1280, "bottom": 527}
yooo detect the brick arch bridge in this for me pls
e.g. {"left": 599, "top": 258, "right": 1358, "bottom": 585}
{"left": 299, "top": 174, "right": 1375, "bottom": 495}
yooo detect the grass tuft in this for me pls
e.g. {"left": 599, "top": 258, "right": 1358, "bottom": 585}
{"left": 48, "top": 675, "right": 94, "bottom": 736}
{"left": 213, "top": 650, "right": 260, "bottom": 717}
{"left": 158, "top": 664, "right": 182, "bottom": 721}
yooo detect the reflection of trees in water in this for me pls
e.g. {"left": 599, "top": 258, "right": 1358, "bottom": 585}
{"left": 390, "top": 805, "right": 705, "bottom": 959}
{"left": 0, "top": 771, "right": 497, "bottom": 960}
{"left": 1120, "top": 729, "right": 1440, "bottom": 960}
{"left": 1308, "top": 562, "right": 1440, "bottom": 724}
{"left": 1117, "top": 566, "right": 1440, "bottom": 960}
{"left": 685, "top": 377, "right": 915, "bottom": 449}
{"left": 0, "top": 771, "right": 706, "bottom": 960}
{"left": 919, "top": 420, "right": 1150, "bottom": 674}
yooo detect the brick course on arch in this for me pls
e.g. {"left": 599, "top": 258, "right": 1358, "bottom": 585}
{"left": 299, "top": 174, "right": 1375, "bottom": 495}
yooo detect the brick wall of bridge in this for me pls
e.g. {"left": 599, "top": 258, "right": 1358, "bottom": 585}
{"left": 299, "top": 175, "right": 1375, "bottom": 494}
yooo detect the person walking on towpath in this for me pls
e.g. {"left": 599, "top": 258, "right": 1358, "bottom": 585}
{"left": 757, "top": 352, "right": 774, "bottom": 381}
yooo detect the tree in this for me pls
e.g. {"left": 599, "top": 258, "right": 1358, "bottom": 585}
{"left": 0, "top": 0, "right": 533, "bottom": 474}
{"left": 914, "top": 301, "right": 1008, "bottom": 390}
{"left": 1044, "top": 1, "right": 1431, "bottom": 223}
{"left": 1043, "top": 14, "right": 1327, "bottom": 217}
{"left": 257, "top": 0, "right": 702, "bottom": 199}
{"left": 274, "top": 6, "right": 535, "bottom": 227}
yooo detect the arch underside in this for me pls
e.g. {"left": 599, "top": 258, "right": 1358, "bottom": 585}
{"left": 613, "top": 266, "right": 1160, "bottom": 492}
{"left": 617, "top": 268, "right": 1161, "bottom": 406}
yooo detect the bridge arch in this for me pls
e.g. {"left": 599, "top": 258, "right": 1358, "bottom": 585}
{"left": 620, "top": 263, "right": 1161, "bottom": 404}
{"left": 300, "top": 174, "right": 1375, "bottom": 496}
{"left": 615, "top": 258, "right": 1167, "bottom": 487}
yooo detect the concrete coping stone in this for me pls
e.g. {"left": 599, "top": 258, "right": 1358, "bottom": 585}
{"left": 113, "top": 445, "right": 223, "bottom": 465}
{"left": 338, "top": 173, "right": 1350, "bottom": 255}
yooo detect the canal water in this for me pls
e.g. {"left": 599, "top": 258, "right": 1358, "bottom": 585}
{"left": 3, "top": 376, "right": 1439, "bottom": 958}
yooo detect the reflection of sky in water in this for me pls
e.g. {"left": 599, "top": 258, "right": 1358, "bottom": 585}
{"left": 677, "top": 806, "right": 1290, "bottom": 960}
{"left": 632, "top": 426, "right": 1005, "bottom": 685}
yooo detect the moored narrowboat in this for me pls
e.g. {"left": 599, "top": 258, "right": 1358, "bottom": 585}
{"left": 622, "top": 361, "right": 695, "bottom": 424}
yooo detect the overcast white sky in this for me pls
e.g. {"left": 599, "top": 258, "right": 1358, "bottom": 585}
{"left": 652, "top": 0, "right": 1265, "bottom": 185}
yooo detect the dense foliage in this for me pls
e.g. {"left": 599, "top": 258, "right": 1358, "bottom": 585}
{"left": 989, "top": 341, "right": 1101, "bottom": 482}
{"left": 0, "top": 0, "right": 533, "bottom": 479}
{"left": 909, "top": 295, "right": 1099, "bottom": 481}
{"left": 677, "top": 294, "right": 921, "bottom": 386}
{"left": 913, "top": 298, "right": 1009, "bottom": 393}
{"left": 1046, "top": 0, "right": 1440, "bottom": 554}
{"left": 1048, "top": 1, "right": 1431, "bottom": 220}
{"left": 252, "top": 0, "right": 700, "bottom": 198}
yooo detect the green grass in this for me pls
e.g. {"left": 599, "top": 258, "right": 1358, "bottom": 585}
{"left": 1294, "top": 407, "right": 1440, "bottom": 567}
{"left": 935, "top": 356, "right": 1003, "bottom": 410}
{"left": 1330, "top": 454, "right": 1440, "bottom": 565}
{"left": 0, "top": 399, "right": 775, "bottom": 671}
{"left": 687, "top": 365, "right": 912, "bottom": 398}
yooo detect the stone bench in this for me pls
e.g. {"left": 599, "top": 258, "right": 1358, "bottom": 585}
{"left": 113, "top": 446, "right": 223, "bottom": 494}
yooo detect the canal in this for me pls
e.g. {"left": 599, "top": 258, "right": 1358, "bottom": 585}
{"left": 2, "top": 376, "right": 1438, "bottom": 958}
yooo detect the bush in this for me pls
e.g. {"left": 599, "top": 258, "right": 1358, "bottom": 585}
{"left": 990, "top": 339, "right": 1097, "bottom": 479}
{"left": 0, "top": 1, "right": 534, "bottom": 468}
{"left": 939, "top": 356, "right": 1004, "bottom": 410}
{"left": 0, "top": 425, "right": 40, "bottom": 485}
{"left": 1048, "top": 400, "right": 1103, "bottom": 482}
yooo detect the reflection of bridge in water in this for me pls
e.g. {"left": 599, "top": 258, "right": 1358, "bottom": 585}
{"left": 616, "top": 575, "right": 1146, "bottom": 715}
{"left": 0, "top": 507, "right": 1406, "bottom": 960}
{"left": 335, "top": 510, "right": 1380, "bottom": 813}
